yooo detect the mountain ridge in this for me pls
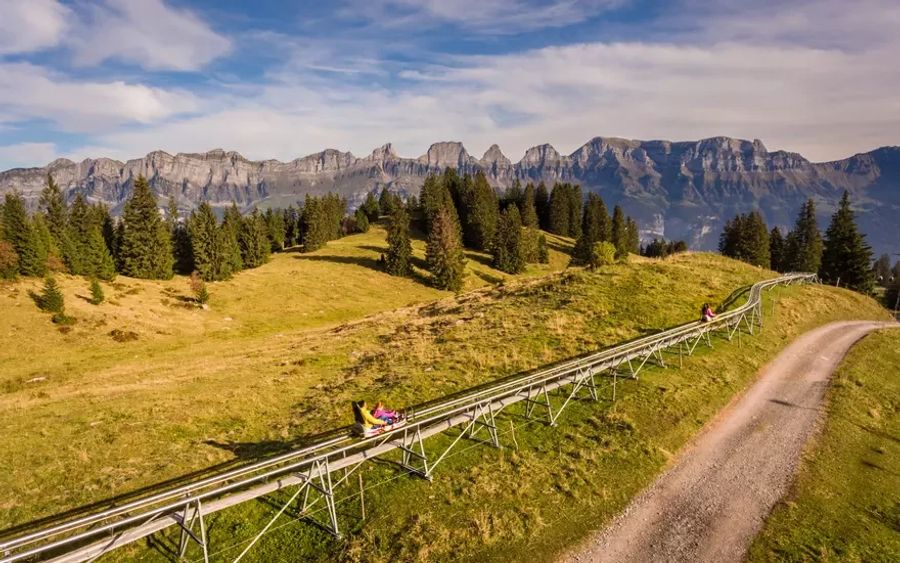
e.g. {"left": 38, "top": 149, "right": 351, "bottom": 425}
{"left": 1, "top": 136, "right": 897, "bottom": 255}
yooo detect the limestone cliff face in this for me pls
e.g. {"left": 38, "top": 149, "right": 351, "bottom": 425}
{"left": 1, "top": 136, "right": 898, "bottom": 254}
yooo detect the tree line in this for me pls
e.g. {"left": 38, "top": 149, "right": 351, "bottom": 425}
{"left": 719, "top": 192, "right": 876, "bottom": 294}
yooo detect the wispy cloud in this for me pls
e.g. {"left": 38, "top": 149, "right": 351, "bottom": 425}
{"left": 0, "top": 0, "right": 70, "bottom": 54}
{"left": 68, "top": 0, "right": 231, "bottom": 71}
{"left": 0, "top": 142, "right": 58, "bottom": 169}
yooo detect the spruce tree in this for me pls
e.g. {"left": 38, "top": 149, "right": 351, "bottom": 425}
{"left": 461, "top": 172, "right": 499, "bottom": 251}
{"left": 572, "top": 193, "right": 610, "bottom": 265}
{"left": 167, "top": 197, "right": 193, "bottom": 275}
{"left": 385, "top": 205, "right": 412, "bottom": 276}
{"left": 492, "top": 205, "right": 525, "bottom": 274}
{"left": 379, "top": 188, "right": 399, "bottom": 216}
{"left": 785, "top": 199, "right": 823, "bottom": 272}
{"left": 535, "top": 182, "right": 550, "bottom": 230}
{"left": 2, "top": 193, "right": 47, "bottom": 276}
{"left": 873, "top": 253, "right": 891, "bottom": 285}
{"left": 611, "top": 205, "right": 628, "bottom": 260}
{"left": 38, "top": 276, "right": 65, "bottom": 314}
{"left": 188, "top": 202, "right": 227, "bottom": 281}
{"left": 220, "top": 203, "right": 244, "bottom": 273}
{"left": 84, "top": 226, "right": 117, "bottom": 280}
{"left": 520, "top": 183, "right": 539, "bottom": 228}
{"left": 354, "top": 208, "right": 370, "bottom": 233}
{"left": 548, "top": 183, "right": 571, "bottom": 236}
{"left": 264, "top": 208, "right": 285, "bottom": 252}
{"left": 39, "top": 174, "right": 72, "bottom": 269}
{"left": 283, "top": 205, "right": 299, "bottom": 247}
{"left": 567, "top": 184, "right": 583, "bottom": 239}
{"left": 625, "top": 217, "right": 640, "bottom": 254}
{"left": 119, "top": 176, "right": 173, "bottom": 279}
{"left": 744, "top": 211, "right": 771, "bottom": 268}
{"left": 419, "top": 174, "right": 459, "bottom": 233}
{"left": 502, "top": 179, "right": 523, "bottom": 211}
{"left": 426, "top": 207, "right": 466, "bottom": 291}
{"left": 67, "top": 194, "right": 93, "bottom": 275}
{"left": 820, "top": 191, "right": 874, "bottom": 293}
{"left": 769, "top": 227, "right": 786, "bottom": 272}
{"left": 239, "top": 208, "right": 271, "bottom": 269}
{"left": 301, "top": 195, "right": 329, "bottom": 252}
{"left": 361, "top": 192, "right": 380, "bottom": 221}
{"left": 89, "top": 278, "right": 105, "bottom": 305}
{"left": 537, "top": 233, "right": 549, "bottom": 264}
{"left": 31, "top": 213, "right": 54, "bottom": 271}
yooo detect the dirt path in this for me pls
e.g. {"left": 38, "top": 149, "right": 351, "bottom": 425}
{"left": 560, "top": 320, "right": 897, "bottom": 563}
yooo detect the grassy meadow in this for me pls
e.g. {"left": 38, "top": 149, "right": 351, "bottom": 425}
{"left": 749, "top": 328, "right": 900, "bottom": 562}
{"left": 0, "top": 225, "right": 891, "bottom": 563}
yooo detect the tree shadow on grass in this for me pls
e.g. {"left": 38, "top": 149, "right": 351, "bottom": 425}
{"left": 294, "top": 254, "right": 383, "bottom": 271}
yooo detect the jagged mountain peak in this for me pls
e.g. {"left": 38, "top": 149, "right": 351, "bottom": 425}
{"left": 480, "top": 144, "right": 510, "bottom": 165}
{"left": 419, "top": 141, "right": 471, "bottom": 168}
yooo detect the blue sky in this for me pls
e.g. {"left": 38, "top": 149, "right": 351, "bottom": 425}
{"left": 0, "top": 0, "right": 898, "bottom": 170}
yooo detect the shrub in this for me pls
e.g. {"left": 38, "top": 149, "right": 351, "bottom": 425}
{"left": 589, "top": 241, "right": 617, "bottom": 270}
{"left": 0, "top": 240, "right": 18, "bottom": 280}
{"left": 190, "top": 271, "right": 210, "bottom": 305}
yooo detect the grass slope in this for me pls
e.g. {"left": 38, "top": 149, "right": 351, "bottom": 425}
{"left": 98, "top": 263, "right": 887, "bottom": 562}
{"left": 749, "top": 329, "right": 900, "bottom": 562}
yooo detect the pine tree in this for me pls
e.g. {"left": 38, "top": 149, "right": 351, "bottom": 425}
{"left": 39, "top": 174, "right": 72, "bottom": 270}
{"left": 264, "top": 208, "right": 285, "bottom": 252}
{"left": 38, "top": 276, "right": 64, "bottom": 314}
{"left": 419, "top": 174, "right": 459, "bottom": 233}
{"left": 567, "top": 184, "right": 583, "bottom": 239}
{"left": 535, "top": 182, "right": 550, "bottom": 230}
{"left": 548, "top": 183, "right": 571, "bottom": 236}
{"left": 426, "top": 207, "right": 466, "bottom": 291}
{"left": 385, "top": 205, "right": 412, "bottom": 276}
{"left": 379, "top": 188, "right": 399, "bottom": 217}
{"left": 611, "top": 205, "right": 628, "bottom": 260}
{"left": 67, "top": 193, "right": 93, "bottom": 275}
{"left": 719, "top": 211, "right": 770, "bottom": 268}
{"left": 502, "top": 180, "right": 523, "bottom": 211}
{"left": 2, "top": 193, "right": 47, "bottom": 276}
{"left": 354, "top": 208, "right": 370, "bottom": 233}
{"left": 461, "top": 172, "right": 499, "bottom": 251}
{"left": 820, "top": 191, "right": 874, "bottom": 293}
{"left": 283, "top": 205, "right": 299, "bottom": 247}
{"left": 84, "top": 225, "right": 117, "bottom": 281}
{"left": 119, "top": 176, "right": 173, "bottom": 279}
{"left": 873, "top": 253, "right": 891, "bottom": 286}
{"left": 220, "top": 203, "right": 244, "bottom": 274}
{"left": 537, "top": 233, "right": 549, "bottom": 264}
{"left": 572, "top": 193, "right": 610, "bottom": 265}
{"left": 239, "top": 208, "right": 271, "bottom": 269}
{"left": 190, "top": 271, "right": 210, "bottom": 305}
{"left": 785, "top": 199, "right": 823, "bottom": 272}
{"left": 625, "top": 217, "right": 640, "bottom": 254}
{"left": 520, "top": 183, "right": 539, "bottom": 228}
{"left": 769, "top": 227, "right": 786, "bottom": 272}
{"left": 188, "top": 202, "right": 228, "bottom": 281}
{"left": 492, "top": 205, "right": 525, "bottom": 274}
{"left": 301, "top": 195, "right": 329, "bottom": 252}
{"left": 31, "top": 213, "right": 54, "bottom": 271}
{"left": 89, "top": 278, "right": 105, "bottom": 305}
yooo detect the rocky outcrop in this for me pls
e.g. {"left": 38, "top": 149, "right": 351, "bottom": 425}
{"left": 1, "top": 136, "right": 898, "bottom": 255}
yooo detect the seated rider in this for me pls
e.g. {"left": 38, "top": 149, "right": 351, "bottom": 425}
{"left": 352, "top": 400, "right": 386, "bottom": 430}
{"left": 701, "top": 303, "right": 717, "bottom": 323}
{"left": 371, "top": 401, "right": 400, "bottom": 424}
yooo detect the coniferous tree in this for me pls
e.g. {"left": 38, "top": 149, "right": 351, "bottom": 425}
{"left": 611, "top": 205, "right": 629, "bottom": 260}
{"left": 568, "top": 184, "right": 583, "bottom": 239}
{"left": 572, "top": 193, "right": 611, "bottom": 265}
{"left": 426, "top": 207, "right": 466, "bottom": 291}
{"left": 784, "top": 199, "right": 823, "bottom": 272}
{"left": 820, "top": 191, "right": 874, "bottom": 293}
{"left": 119, "top": 176, "right": 172, "bottom": 279}
{"left": 84, "top": 225, "right": 116, "bottom": 281}
{"left": 301, "top": 195, "right": 328, "bottom": 252}
{"left": 167, "top": 197, "right": 193, "bottom": 275}
{"left": 379, "top": 188, "right": 400, "bottom": 217}
{"left": 625, "top": 217, "right": 640, "bottom": 254}
{"left": 492, "top": 205, "right": 525, "bottom": 274}
{"left": 89, "top": 278, "right": 105, "bottom": 305}
{"left": 39, "top": 174, "right": 72, "bottom": 269}
{"left": 38, "top": 276, "right": 65, "bottom": 314}
{"left": 769, "top": 227, "right": 786, "bottom": 272}
{"left": 31, "top": 213, "right": 55, "bottom": 271}
{"left": 220, "top": 203, "right": 244, "bottom": 274}
{"left": 719, "top": 211, "right": 770, "bottom": 267}
{"left": 535, "top": 182, "right": 550, "bottom": 230}
{"left": 548, "top": 183, "right": 571, "bottom": 236}
{"left": 502, "top": 180, "right": 523, "bottom": 211}
{"left": 537, "top": 233, "right": 549, "bottom": 264}
{"left": 67, "top": 194, "right": 93, "bottom": 274}
{"left": 283, "top": 205, "right": 299, "bottom": 247}
{"left": 419, "top": 174, "right": 457, "bottom": 233}
{"left": 2, "top": 193, "right": 47, "bottom": 276}
{"left": 353, "top": 208, "right": 370, "bottom": 233}
{"left": 361, "top": 192, "right": 380, "bottom": 221}
{"left": 239, "top": 208, "right": 271, "bottom": 269}
{"left": 461, "top": 172, "right": 499, "bottom": 251}
{"left": 188, "top": 202, "right": 229, "bottom": 281}
{"left": 263, "top": 208, "right": 285, "bottom": 252}
{"left": 385, "top": 205, "right": 412, "bottom": 276}
{"left": 520, "top": 183, "right": 539, "bottom": 228}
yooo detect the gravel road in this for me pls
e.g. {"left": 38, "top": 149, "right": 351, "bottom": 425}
{"left": 560, "top": 320, "right": 897, "bottom": 563}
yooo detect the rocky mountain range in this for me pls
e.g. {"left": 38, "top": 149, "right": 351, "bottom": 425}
{"left": 1, "top": 136, "right": 897, "bottom": 255}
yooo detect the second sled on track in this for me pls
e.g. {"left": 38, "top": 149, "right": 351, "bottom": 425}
{"left": 355, "top": 415, "right": 408, "bottom": 438}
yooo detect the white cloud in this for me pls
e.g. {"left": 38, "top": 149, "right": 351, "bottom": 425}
{"left": 69, "top": 0, "right": 231, "bottom": 71}
{"left": 0, "top": 63, "right": 201, "bottom": 131}
{"left": 0, "top": 142, "right": 58, "bottom": 169}
{"left": 0, "top": 0, "right": 70, "bottom": 54}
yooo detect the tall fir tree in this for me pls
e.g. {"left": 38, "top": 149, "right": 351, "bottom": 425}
{"left": 492, "top": 205, "right": 525, "bottom": 274}
{"left": 361, "top": 192, "right": 380, "bottom": 221}
{"left": 625, "top": 216, "right": 640, "bottom": 254}
{"left": 353, "top": 208, "right": 370, "bottom": 233}
{"left": 572, "top": 193, "right": 610, "bottom": 265}
{"left": 419, "top": 174, "right": 459, "bottom": 233}
{"left": 873, "top": 253, "right": 892, "bottom": 285}
{"left": 384, "top": 205, "right": 413, "bottom": 276}
{"left": 118, "top": 176, "right": 173, "bottom": 279}
{"left": 426, "top": 207, "right": 466, "bottom": 291}
{"left": 611, "top": 205, "right": 628, "bottom": 260}
{"left": 189, "top": 202, "right": 229, "bottom": 281}
{"left": 301, "top": 195, "right": 329, "bottom": 252}
{"left": 534, "top": 182, "right": 550, "bottom": 230}
{"left": 220, "top": 203, "right": 245, "bottom": 273}
{"left": 239, "top": 208, "right": 271, "bottom": 268}
{"left": 785, "top": 199, "right": 823, "bottom": 272}
{"left": 167, "top": 197, "right": 194, "bottom": 275}
{"left": 820, "top": 191, "right": 874, "bottom": 293}
{"left": 0, "top": 240, "right": 18, "bottom": 280}
{"left": 39, "top": 174, "right": 72, "bottom": 269}
{"left": 719, "top": 211, "right": 770, "bottom": 268}
{"left": 502, "top": 179, "right": 523, "bottom": 210}
{"left": 769, "top": 227, "right": 786, "bottom": 272}
{"left": 548, "top": 183, "right": 571, "bottom": 236}
{"left": 263, "top": 208, "right": 285, "bottom": 252}
{"left": 379, "top": 188, "right": 400, "bottom": 217}
{"left": 460, "top": 172, "right": 499, "bottom": 251}
{"left": 567, "top": 184, "right": 583, "bottom": 239}
{"left": 520, "top": 183, "right": 539, "bottom": 228}
{"left": 2, "top": 193, "right": 47, "bottom": 276}
{"left": 283, "top": 205, "right": 299, "bottom": 247}
{"left": 83, "top": 224, "right": 117, "bottom": 281}
{"left": 67, "top": 193, "right": 94, "bottom": 275}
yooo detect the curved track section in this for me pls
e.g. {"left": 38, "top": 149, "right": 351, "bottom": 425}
{"left": 0, "top": 273, "right": 815, "bottom": 563}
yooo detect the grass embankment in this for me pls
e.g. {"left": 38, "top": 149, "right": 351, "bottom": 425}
{"left": 0, "top": 226, "right": 571, "bottom": 528}
{"left": 99, "top": 260, "right": 888, "bottom": 562}
{"left": 749, "top": 329, "right": 900, "bottom": 562}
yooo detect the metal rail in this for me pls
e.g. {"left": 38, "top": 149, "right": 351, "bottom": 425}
{"left": 0, "top": 273, "right": 816, "bottom": 563}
